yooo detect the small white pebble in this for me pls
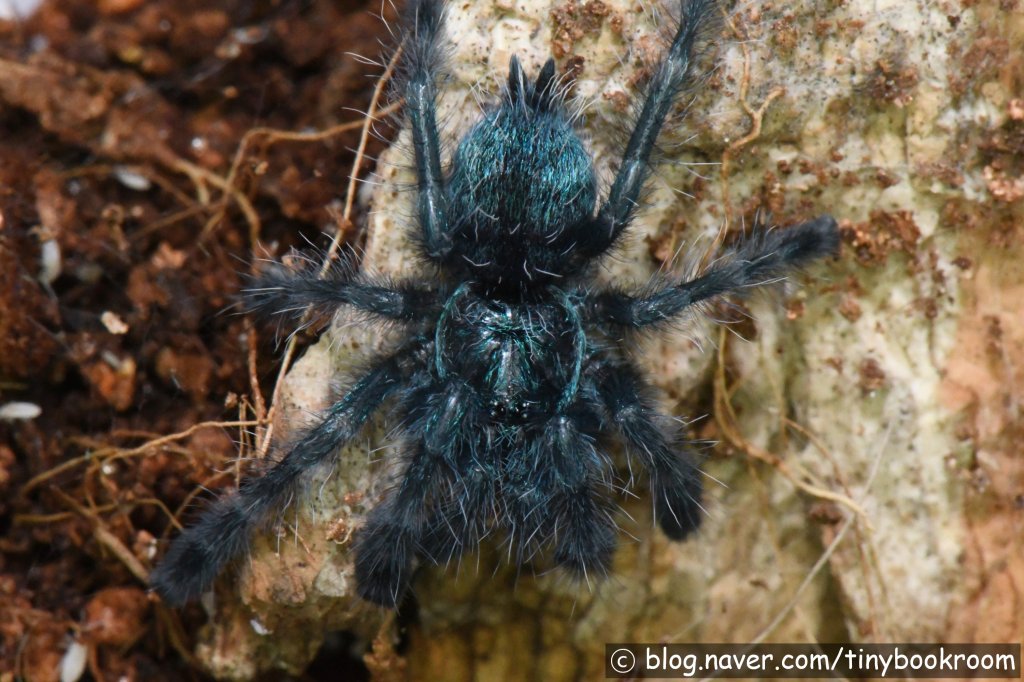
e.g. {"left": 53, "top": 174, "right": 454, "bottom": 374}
{"left": 250, "top": 618, "right": 270, "bottom": 636}
{"left": 0, "top": 402, "right": 42, "bottom": 420}
{"left": 101, "top": 311, "right": 130, "bottom": 335}
{"left": 39, "top": 239, "right": 61, "bottom": 285}
{"left": 113, "top": 166, "right": 152, "bottom": 192}
{"left": 59, "top": 639, "right": 87, "bottom": 682}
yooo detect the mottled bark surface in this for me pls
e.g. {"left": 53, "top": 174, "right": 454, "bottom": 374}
{"left": 198, "top": 0, "right": 1024, "bottom": 678}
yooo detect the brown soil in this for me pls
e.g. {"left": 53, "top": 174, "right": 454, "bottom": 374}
{"left": 0, "top": 0, "right": 395, "bottom": 679}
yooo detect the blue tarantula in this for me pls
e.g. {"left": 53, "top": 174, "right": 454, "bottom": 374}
{"left": 151, "top": 0, "right": 839, "bottom": 607}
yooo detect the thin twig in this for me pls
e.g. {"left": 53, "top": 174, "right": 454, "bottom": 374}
{"left": 696, "top": 426, "right": 891, "bottom": 682}
{"left": 20, "top": 420, "right": 259, "bottom": 495}
{"left": 712, "top": 328, "right": 867, "bottom": 520}
{"left": 255, "top": 45, "right": 404, "bottom": 460}
{"left": 717, "top": 11, "right": 785, "bottom": 235}
{"left": 52, "top": 489, "right": 150, "bottom": 584}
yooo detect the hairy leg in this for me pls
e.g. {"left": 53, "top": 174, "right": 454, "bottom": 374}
{"left": 588, "top": 216, "right": 839, "bottom": 329}
{"left": 417, "top": 467, "right": 495, "bottom": 566}
{"left": 591, "top": 360, "right": 704, "bottom": 540}
{"left": 150, "top": 352, "right": 409, "bottom": 605}
{"left": 504, "top": 414, "right": 617, "bottom": 577}
{"left": 354, "top": 378, "right": 475, "bottom": 606}
{"left": 585, "top": 0, "right": 718, "bottom": 257}
{"left": 402, "top": 0, "right": 452, "bottom": 260}
{"left": 242, "top": 256, "right": 440, "bottom": 324}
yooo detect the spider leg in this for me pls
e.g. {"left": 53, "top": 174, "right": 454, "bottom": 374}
{"left": 354, "top": 379, "right": 474, "bottom": 606}
{"left": 403, "top": 0, "right": 452, "bottom": 261}
{"left": 505, "top": 415, "right": 617, "bottom": 578}
{"left": 150, "top": 351, "right": 410, "bottom": 606}
{"left": 418, "top": 466, "right": 495, "bottom": 566}
{"left": 243, "top": 258, "right": 440, "bottom": 324}
{"left": 590, "top": 359, "right": 704, "bottom": 540}
{"left": 588, "top": 216, "right": 839, "bottom": 328}
{"left": 586, "top": 0, "right": 717, "bottom": 257}
{"left": 549, "top": 484, "right": 617, "bottom": 580}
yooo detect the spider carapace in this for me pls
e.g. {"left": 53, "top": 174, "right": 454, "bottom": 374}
{"left": 151, "top": 0, "right": 839, "bottom": 608}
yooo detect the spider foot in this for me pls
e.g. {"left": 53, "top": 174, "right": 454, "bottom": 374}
{"left": 551, "top": 497, "right": 616, "bottom": 579}
{"left": 654, "top": 478, "right": 703, "bottom": 541}
{"left": 354, "top": 518, "right": 416, "bottom": 607}
{"left": 150, "top": 497, "right": 250, "bottom": 606}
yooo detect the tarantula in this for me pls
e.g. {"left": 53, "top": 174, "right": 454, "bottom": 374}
{"left": 151, "top": 0, "right": 839, "bottom": 607}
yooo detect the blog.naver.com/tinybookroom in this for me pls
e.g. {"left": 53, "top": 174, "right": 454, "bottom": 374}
{"left": 605, "top": 643, "right": 1020, "bottom": 678}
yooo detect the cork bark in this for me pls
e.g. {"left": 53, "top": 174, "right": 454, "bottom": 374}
{"left": 194, "top": 0, "right": 1024, "bottom": 678}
